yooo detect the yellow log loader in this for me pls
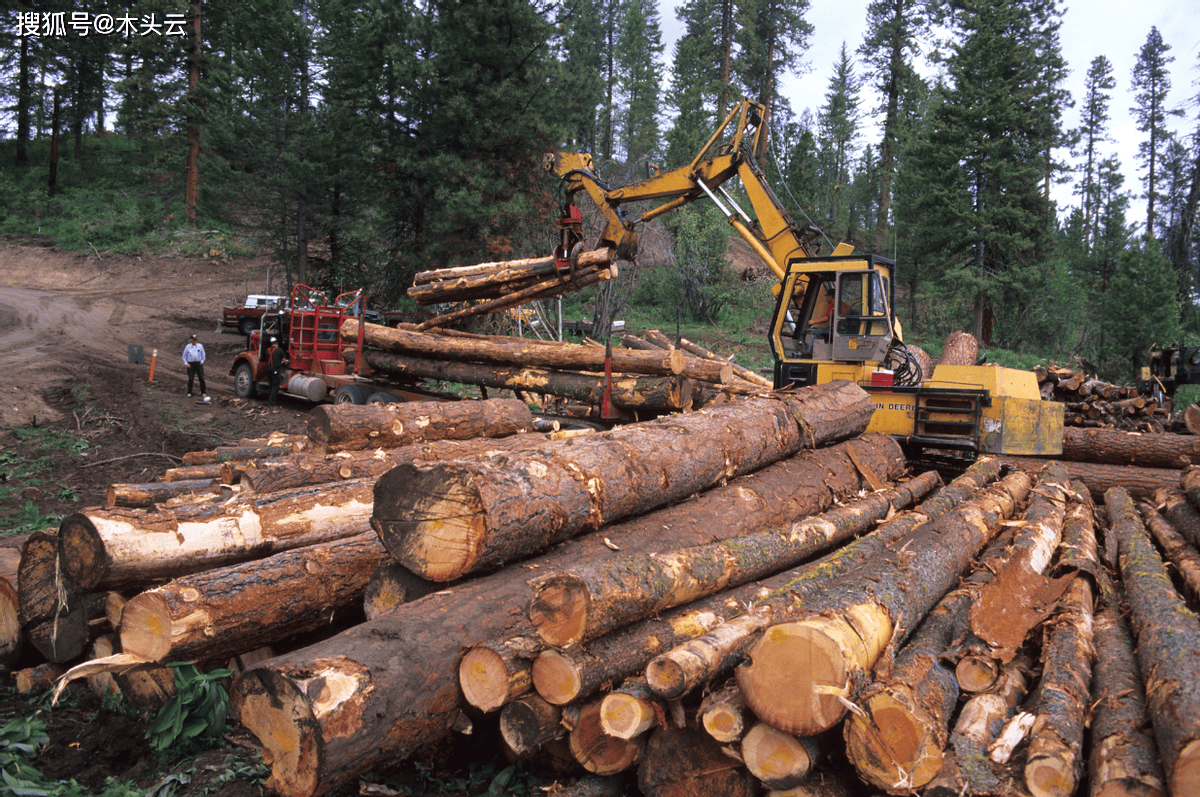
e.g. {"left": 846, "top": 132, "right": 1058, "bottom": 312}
{"left": 547, "top": 98, "right": 1062, "bottom": 460}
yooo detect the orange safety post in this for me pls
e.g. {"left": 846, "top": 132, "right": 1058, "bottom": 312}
{"left": 148, "top": 348, "right": 158, "bottom": 382}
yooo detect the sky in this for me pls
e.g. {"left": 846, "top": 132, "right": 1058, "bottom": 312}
{"left": 657, "top": 0, "right": 1200, "bottom": 219}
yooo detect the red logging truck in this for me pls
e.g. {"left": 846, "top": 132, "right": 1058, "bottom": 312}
{"left": 228, "top": 285, "right": 447, "bottom": 405}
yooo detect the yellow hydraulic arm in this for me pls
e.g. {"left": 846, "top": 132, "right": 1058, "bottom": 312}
{"left": 545, "top": 98, "right": 830, "bottom": 282}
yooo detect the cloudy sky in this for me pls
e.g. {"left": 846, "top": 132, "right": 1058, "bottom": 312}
{"left": 658, "top": 0, "right": 1199, "bottom": 218}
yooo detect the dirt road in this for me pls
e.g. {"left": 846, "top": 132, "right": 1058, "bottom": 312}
{"left": 0, "top": 237, "right": 308, "bottom": 516}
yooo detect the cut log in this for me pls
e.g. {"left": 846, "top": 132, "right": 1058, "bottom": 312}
{"left": 735, "top": 468, "right": 1031, "bottom": 736}
{"left": 528, "top": 468, "right": 940, "bottom": 648}
{"left": 637, "top": 721, "right": 757, "bottom": 797}
{"left": 1023, "top": 483, "right": 1100, "bottom": 797}
{"left": 241, "top": 433, "right": 545, "bottom": 494}
{"left": 412, "top": 250, "right": 610, "bottom": 284}
{"left": 940, "top": 658, "right": 1030, "bottom": 795}
{"left": 969, "top": 461, "right": 1073, "bottom": 660}
{"left": 641, "top": 329, "right": 676, "bottom": 350}
{"left": 162, "top": 463, "right": 226, "bottom": 483}
{"left": 0, "top": 576, "right": 20, "bottom": 667}
{"left": 699, "top": 681, "right": 750, "bottom": 743}
{"left": 459, "top": 636, "right": 540, "bottom": 713}
{"left": 15, "top": 663, "right": 66, "bottom": 693}
{"left": 59, "top": 477, "right": 375, "bottom": 591}
{"left": 1140, "top": 502, "right": 1200, "bottom": 604}
{"left": 408, "top": 248, "right": 616, "bottom": 300}
{"left": 647, "top": 458, "right": 1005, "bottom": 700}
{"left": 842, "top": 520, "right": 1026, "bottom": 792}
{"left": 569, "top": 698, "right": 642, "bottom": 775}
{"left": 741, "top": 723, "right": 820, "bottom": 790}
{"left": 1184, "top": 465, "right": 1200, "bottom": 513}
{"left": 112, "top": 663, "right": 176, "bottom": 709}
{"left": 106, "top": 478, "right": 226, "bottom": 508}
{"left": 352, "top": 348, "right": 692, "bottom": 413}
{"left": 341, "top": 319, "right": 686, "bottom": 377}
{"left": 936, "top": 330, "right": 978, "bottom": 366}
{"left": 86, "top": 635, "right": 122, "bottom": 699}
{"left": 372, "top": 382, "right": 875, "bottom": 581}
{"left": 362, "top": 561, "right": 438, "bottom": 621}
{"left": 306, "top": 396, "right": 532, "bottom": 454}
{"left": 1088, "top": 578, "right": 1168, "bottom": 797}
{"left": 1106, "top": 486, "right": 1200, "bottom": 796}
{"left": 416, "top": 261, "right": 616, "bottom": 330}
{"left": 499, "top": 693, "right": 564, "bottom": 755}
{"left": 230, "top": 432, "right": 905, "bottom": 797}
{"left": 998, "top": 456, "right": 1178, "bottom": 500}
{"left": 17, "top": 529, "right": 103, "bottom": 663}
{"left": 599, "top": 679, "right": 661, "bottom": 740}
{"left": 118, "top": 532, "right": 382, "bottom": 664}
{"left": 182, "top": 443, "right": 297, "bottom": 466}
{"left": 1157, "top": 489, "right": 1200, "bottom": 549}
{"left": 1060, "top": 426, "right": 1200, "bottom": 469}
{"left": 676, "top": 336, "right": 774, "bottom": 388}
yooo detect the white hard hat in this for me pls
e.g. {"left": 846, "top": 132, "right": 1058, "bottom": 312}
{"left": 270, "top": 337, "right": 277, "bottom": 343}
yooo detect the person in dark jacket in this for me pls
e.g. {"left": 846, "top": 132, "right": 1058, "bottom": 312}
{"left": 266, "top": 337, "right": 289, "bottom": 406}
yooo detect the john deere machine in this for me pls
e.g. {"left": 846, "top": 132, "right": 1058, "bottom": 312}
{"left": 548, "top": 98, "right": 1062, "bottom": 460}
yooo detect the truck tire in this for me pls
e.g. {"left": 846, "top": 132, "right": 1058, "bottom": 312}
{"left": 334, "top": 385, "right": 372, "bottom": 405}
{"left": 234, "top": 363, "right": 257, "bottom": 399}
{"left": 366, "top": 391, "right": 404, "bottom": 405}
{"left": 239, "top": 317, "right": 259, "bottom": 336}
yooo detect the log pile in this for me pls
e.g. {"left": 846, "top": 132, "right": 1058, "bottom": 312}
{"left": 1033, "top": 363, "right": 1176, "bottom": 432}
{"left": 11, "top": 378, "right": 1200, "bottom": 797}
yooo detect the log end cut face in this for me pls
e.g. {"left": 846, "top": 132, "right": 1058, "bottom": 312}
{"left": 528, "top": 576, "right": 590, "bottom": 648}
{"left": 230, "top": 668, "right": 323, "bottom": 797}
{"left": 58, "top": 513, "right": 109, "bottom": 590}
{"left": 373, "top": 464, "right": 488, "bottom": 582}
{"left": 531, "top": 649, "right": 583, "bottom": 706}
{"left": 843, "top": 690, "right": 943, "bottom": 791}
{"left": 736, "top": 609, "right": 891, "bottom": 737}
{"left": 458, "top": 646, "right": 514, "bottom": 713}
{"left": 1172, "top": 739, "right": 1200, "bottom": 797}
{"left": 118, "top": 592, "right": 175, "bottom": 662}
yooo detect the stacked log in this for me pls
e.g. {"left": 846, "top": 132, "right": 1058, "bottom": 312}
{"left": 18, "top": 364, "right": 1200, "bottom": 797}
{"left": 1033, "top": 364, "right": 1174, "bottom": 432}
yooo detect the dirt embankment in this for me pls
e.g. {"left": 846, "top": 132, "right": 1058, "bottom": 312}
{"left": 0, "top": 237, "right": 308, "bottom": 520}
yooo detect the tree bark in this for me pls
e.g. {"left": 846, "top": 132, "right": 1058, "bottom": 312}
{"left": 676, "top": 336, "right": 773, "bottom": 388}
{"left": 229, "top": 432, "right": 903, "bottom": 797}
{"left": 106, "top": 478, "right": 227, "bottom": 508}
{"left": 599, "top": 678, "right": 661, "bottom": 740}
{"left": 362, "top": 561, "right": 437, "bottom": 621}
{"left": 162, "top": 463, "right": 226, "bottom": 483}
{"left": 1088, "top": 581, "right": 1168, "bottom": 797}
{"left": 59, "top": 478, "right": 375, "bottom": 591}
{"left": 1140, "top": 502, "right": 1200, "bottom": 604}
{"left": 998, "top": 456, "right": 1178, "bottom": 500}
{"left": 968, "top": 462, "right": 1073, "bottom": 661}
{"left": 1183, "top": 464, "right": 1200, "bottom": 512}
{"left": 936, "top": 331, "right": 978, "bottom": 366}
{"left": 182, "top": 443, "right": 299, "bottom": 466}
{"left": 637, "top": 721, "right": 757, "bottom": 797}
{"left": 372, "top": 383, "right": 875, "bottom": 581}
{"left": 842, "top": 521, "right": 1025, "bottom": 792}
{"left": 646, "top": 458, "right": 1005, "bottom": 700}
{"left": 306, "top": 396, "right": 532, "bottom": 454}
{"left": 1107, "top": 486, "right": 1200, "bottom": 796}
{"left": 353, "top": 348, "right": 692, "bottom": 413}
{"left": 0, "top": 576, "right": 20, "bottom": 668}
{"left": 735, "top": 469, "right": 1031, "bottom": 735}
{"left": 118, "top": 532, "right": 382, "bottom": 664}
{"left": 1023, "top": 483, "right": 1100, "bottom": 797}
{"left": 342, "top": 318, "right": 687, "bottom": 377}
{"left": 1061, "top": 426, "right": 1200, "bottom": 469}
{"left": 1157, "top": 488, "right": 1200, "bottom": 549}
{"left": 499, "top": 693, "right": 563, "bottom": 755}
{"left": 528, "top": 468, "right": 939, "bottom": 648}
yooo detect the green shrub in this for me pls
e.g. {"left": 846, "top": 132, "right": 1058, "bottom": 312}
{"left": 146, "top": 664, "right": 232, "bottom": 757}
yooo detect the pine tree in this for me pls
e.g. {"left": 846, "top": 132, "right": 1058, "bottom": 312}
{"left": 732, "top": 0, "right": 812, "bottom": 120}
{"left": 555, "top": 0, "right": 607, "bottom": 154}
{"left": 858, "top": 0, "right": 928, "bottom": 250}
{"left": 614, "top": 0, "right": 664, "bottom": 165}
{"left": 1130, "top": 26, "right": 1183, "bottom": 239}
{"left": 1074, "top": 55, "right": 1116, "bottom": 252}
{"left": 901, "top": 0, "right": 1058, "bottom": 346}
{"left": 1100, "top": 235, "right": 1180, "bottom": 380}
{"left": 815, "top": 43, "right": 862, "bottom": 239}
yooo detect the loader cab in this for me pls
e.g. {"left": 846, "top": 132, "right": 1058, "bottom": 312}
{"left": 770, "top": 256, "right": 897, "bottom": 389}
